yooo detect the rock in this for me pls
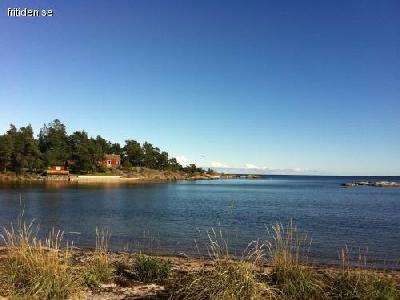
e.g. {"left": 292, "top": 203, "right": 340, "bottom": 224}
{"left": 342, "top": 181, "right": 400, "bottom": 188}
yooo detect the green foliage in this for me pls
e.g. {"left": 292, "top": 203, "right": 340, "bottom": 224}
{"left": 84, "top": 253, "right": 114, "bottom": 289}
{"left": 183, "top": 163, "right": 204, "bottom": 174}
{"left": 142, "top": 142, "right": 159, "bottom": 169}
{"left": 133, "top": 254, "right": 171, "bottom": 283}
{"left": 124, "top": 139, "right": 143, "bottom": 166}
{"left": 39, "top": 119, "right": 69, "bottom": 166}
{"left": 0, "top": 134, "right": 13, "bottom": 171}
{"left": 206, "top": 168, "right": 215, "bottom": 174}
{"left": 328, "top": 270, "right": 400, "bottom": 300}
{"left": 268, "top": 265, "right": 325, "bottom": 299}
{"left": 168, "top": 157, "right": 183, "bottom": 171}
{"left": 0, "top": 124, "right": 41, "bottom": 174}
{"left": 0, "top": 119, "right": 188, "bottom": 174}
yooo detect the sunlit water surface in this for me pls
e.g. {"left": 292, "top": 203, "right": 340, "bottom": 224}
{"left": 0, "top": 176, "right": 399, "bottom": 268}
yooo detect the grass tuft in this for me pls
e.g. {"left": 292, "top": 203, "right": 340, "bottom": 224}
{"left": 175, "top": 259, "right": 276, "bottom": 300}
{"left": 84, "top": 227, "right": 114, "bottom": 288}
{"left": 327, "top": 248, "right": 400, "bottom": 299}
{"left": 174, "top": 230, "right": 276, "bottom": 300}
{"left": 265, "top": 220, "right": 325, "bottom": 299}
{"left": 268, "top": 265, "right": 325, "bottom": 299}
{"left": 133, "top": 254, "right": 171, "bottom": 283}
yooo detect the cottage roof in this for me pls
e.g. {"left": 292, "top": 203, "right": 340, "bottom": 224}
{"left": 105, "top": 154, "right": 120, "bottom": 160}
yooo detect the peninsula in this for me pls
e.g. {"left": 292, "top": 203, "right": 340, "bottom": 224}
{"left": 0, "top": 119, "right": 220, "bottom": 182}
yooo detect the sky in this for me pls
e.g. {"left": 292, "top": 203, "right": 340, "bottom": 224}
{"left": 0, "top": 0, "right": 399, "bottom": 175}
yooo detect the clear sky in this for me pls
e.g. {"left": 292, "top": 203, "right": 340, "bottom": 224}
{"left": 1, "top": 0, "right": 399, "bottom": 175}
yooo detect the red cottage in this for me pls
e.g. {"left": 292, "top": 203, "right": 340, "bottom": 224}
{"left": 102, "top": 154, "right": 121, "bottom": 169}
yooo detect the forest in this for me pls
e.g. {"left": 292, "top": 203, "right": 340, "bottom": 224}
{"left": 0, "top": 119, "right": 203, "bottom": 174}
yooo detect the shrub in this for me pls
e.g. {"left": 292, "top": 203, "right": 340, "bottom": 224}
{"left": 133, "top": 254, "right": 171, "bottom": 283}
{"left": 0, "top": 220, "right": 79, "bottom": 299}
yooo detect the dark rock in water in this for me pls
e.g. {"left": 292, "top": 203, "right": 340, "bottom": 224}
{"left": 342, "top": 182, "right": 356, "bottom": 187}
{"left": 342, "top": 181, "right": 400, "bottom": 187}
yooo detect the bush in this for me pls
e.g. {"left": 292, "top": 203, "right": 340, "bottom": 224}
{"left": 133, "top": 254, "right": 171, "bottom": 283}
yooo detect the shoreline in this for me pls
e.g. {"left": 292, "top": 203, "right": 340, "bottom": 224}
{"left": 0, "top": 170, "right": 230, "bottom": 184}
{"left": 0, "top": 171, "right": 263, "bottom": 186}
{"left": 1, "top": 246, "right": 399, "bottom": 299}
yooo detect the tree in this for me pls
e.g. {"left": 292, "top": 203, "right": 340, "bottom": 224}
{"left": 206, "top": 168, "right": 215, "bottom": 174}
{"left": 38, "top": 119, "right": 69, "bottom": 166}
{"left": 69, "top": 131, "right": 92, "bottom": 172}
{"left": 158, "top": 151, "right": 169, "bottom": 170}
{"left": 94, "top": 135, "right": 111, "bottom": 154}
{"left": 142, "top": 142, "right": 159, "bottom": 169}
{"left": 183, "top": 163, "right": 204, "bottom": 174}
{"left": 0, "top": 134, "right": 13, "bottom": 172}
{"left": 109, "top": 143, "right": 121, "bottom": 155}
{"left": 0, "top": 119, "right": 192, "bottom": 175}
{"left": 167, "top": 157, "right": 182, "bottom": 171}
{"left": 18, "top": 125, "right": 41, "bottom": 172}
{"left": 123, "top": 140, "right": 143, "bottom": 166}
{"left": 0, "top": 125, "right": 41, "bottom": 173}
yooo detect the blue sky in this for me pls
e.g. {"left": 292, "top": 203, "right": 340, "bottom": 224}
{"left": 0, "top": 1, "right": 399, "bottom": 175}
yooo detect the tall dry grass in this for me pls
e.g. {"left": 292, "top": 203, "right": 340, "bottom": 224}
{"left": 84, "top": 227, "right": 114, "bottom": 288}
{"left": 264, "top": 220, "right": 326, "bottom": 299}
{"left": 265, "top": 220, "right": 310, "bottom": 268}
{"left": 327, "top": 247, "right": 400, "bottom": 299}
{"left": 0, "top": 217, "right": 79, "bottom": 299}
{"left": 173, "top": 228, "right": 277, "bottom": 300}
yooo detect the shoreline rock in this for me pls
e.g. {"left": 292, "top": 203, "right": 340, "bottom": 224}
{"left": 342, "top": 181, "right": 400, "bottom": 187}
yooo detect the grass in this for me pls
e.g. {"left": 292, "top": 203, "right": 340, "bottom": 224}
{"left": 133, "top": 254, "right": 171, "bottom": 283}
{"left": 173, "top": 229, "right": 277, "bottom": 300}
{"left": 264, "top": 221, "right": 325, "bottom": 299}
{"left": 328, "top": 269, "right": 400, "bottom": 300}
{"left": 326, "top": 248, "right": 400, "bottom": 299}
{"left": 83, "top": 228, "right": 114, "bottom": 288}
{"left": 0, "top": 216, "right": 398, "bottom": 299}
{"left": 0, "top": 217, "right": 79, "bottom": 299}
{"left": 175, "top": 259, "right": 275, "bottom": 300}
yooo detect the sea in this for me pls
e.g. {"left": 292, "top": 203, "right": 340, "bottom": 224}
{"left": 0, "top": 175, "right": 399, "bottom": 269}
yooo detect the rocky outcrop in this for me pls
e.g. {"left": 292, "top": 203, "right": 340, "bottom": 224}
{"left": 342, "top": 181, "right": 400, "bottom": 187}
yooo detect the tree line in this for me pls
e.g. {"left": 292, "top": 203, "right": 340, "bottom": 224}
{"left": 0, "top": 119, "right": 203, "bottom": 174}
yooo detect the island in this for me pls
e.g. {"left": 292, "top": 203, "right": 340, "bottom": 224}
{"left": 342, "top": 181, "right": 400, "bottom": 187}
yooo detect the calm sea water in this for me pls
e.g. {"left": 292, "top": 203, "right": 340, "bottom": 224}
{"left": 0, "top": 176, "right": 399, "bottom": 268}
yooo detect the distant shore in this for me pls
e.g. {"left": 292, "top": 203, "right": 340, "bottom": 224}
{"left": 0, "top": 168, "right": 226, "bottom": 184}
{"left": 0, "top": 168, "right": 264, "bottom": 184}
